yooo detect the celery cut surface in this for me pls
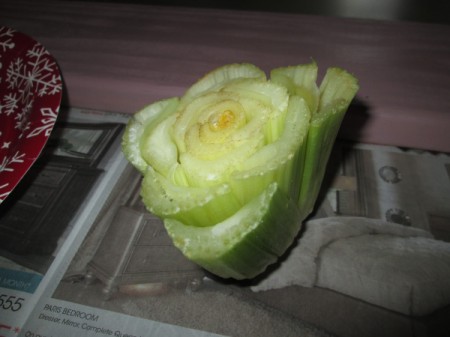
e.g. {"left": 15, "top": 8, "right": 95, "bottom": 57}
{"left": 122, "top": 62, "right": 358, "bottom": 279}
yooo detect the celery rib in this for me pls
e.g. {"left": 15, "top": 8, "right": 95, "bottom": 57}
{"left": 122, "top": 62, "right": 359, "bottom": 280}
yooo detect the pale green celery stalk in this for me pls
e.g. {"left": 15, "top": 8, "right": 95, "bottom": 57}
{"left": 270, "top": 61, "right": 319, "bottom": 113}
{"left": 298, "top": 68, "right": 359, "bottom": 218}
{"left": 122, "top": 63, "right": 358, "bottom": 280}
{"left": 122, "top": 97, "right": 179, "bottom": 174}
{"left": 181, "top": 63, "right": 267, "bottom": 105}
{"left": 162, "top": 96, "right": 309, "bottom": 279}
{"left": 141, "top": 167, "right": 242, "bottom": 227}
{"left": 142, "top": 95, "right": 310, "bottom": 228}
{"left": 165, "top": 182, "right": 302, "bottom": 280}
{"left": 229, "top": 95, "right": 310, "bottom": 205}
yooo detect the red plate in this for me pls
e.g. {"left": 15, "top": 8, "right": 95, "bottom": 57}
{"left": 0, "top": 26, "right": 62, "bottom": 203}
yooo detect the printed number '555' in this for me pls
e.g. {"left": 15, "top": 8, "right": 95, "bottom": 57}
{"left": 0, "top": 294, "right": 24, "bottom": 312}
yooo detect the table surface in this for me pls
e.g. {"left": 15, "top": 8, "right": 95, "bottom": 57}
{"left": 1, "top": 0, "right": 450, "bottom": 152}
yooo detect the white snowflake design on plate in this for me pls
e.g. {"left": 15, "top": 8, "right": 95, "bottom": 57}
{"left": 0, "top": 26, "right": 16, "bottom": 70}
{"left": 0, "top": 150, "right": 25, "bottom": 202}
{"left": 1, "top": 28, "right": 62, "bottom": 137}
{"left": 0, "top": 26, "right": 62, "bottom": 203}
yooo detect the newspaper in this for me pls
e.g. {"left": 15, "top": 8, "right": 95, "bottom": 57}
{"left": 0, "top": 108, "right": 225, "bottom": 337}
{"left": 1, "top": 108, "right": 449, "bottom": 337}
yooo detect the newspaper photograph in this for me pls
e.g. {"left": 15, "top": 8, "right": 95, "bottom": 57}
{"left": 0, "top": 108, "right": 129, "bottom": 335}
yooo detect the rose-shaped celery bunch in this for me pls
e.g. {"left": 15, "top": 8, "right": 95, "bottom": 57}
{"left": 122, "top": 62, "right": 358, "bottom": 279}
